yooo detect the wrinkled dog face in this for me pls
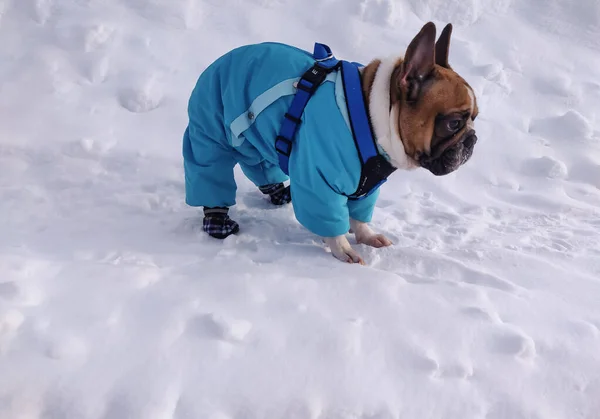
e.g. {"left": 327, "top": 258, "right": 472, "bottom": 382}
{"left": 392, "top": 22, "right": 479, "bottom": 176}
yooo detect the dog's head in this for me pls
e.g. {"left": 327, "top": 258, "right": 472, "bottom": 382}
{"left": 389, "top": 22, "right": 479, "bottom": 176}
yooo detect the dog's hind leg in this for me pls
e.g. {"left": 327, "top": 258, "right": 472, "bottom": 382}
{"left": 182, "top": 125, "right": 240, "bottom": 238}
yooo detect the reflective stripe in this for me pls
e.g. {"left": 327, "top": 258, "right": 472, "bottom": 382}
{"left": 229, "top": 72, "right": 337, "bottom": 146}
{"left": 334, "top": 70, "right": 351, "bottom": 132}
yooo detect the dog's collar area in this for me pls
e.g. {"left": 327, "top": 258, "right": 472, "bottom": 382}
{"left": 376, "top": 142, "right": 393, "bottom": 162}
{"left": 275, "top": 42, "right": 396, "bottom": 201}
{"left": 367, "top": 55, "right": 414, "bottom": 171}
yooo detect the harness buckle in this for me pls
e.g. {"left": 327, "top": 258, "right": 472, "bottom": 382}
{"left": 296, "top": 64, "right": 331, "bottom": 94}
{"left": 275, "top": 136, "right": 292, "bottom": 157}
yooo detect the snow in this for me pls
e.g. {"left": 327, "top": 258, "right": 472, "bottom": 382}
{"left": 1, "top": 0, "right": 600, "bottom": 417}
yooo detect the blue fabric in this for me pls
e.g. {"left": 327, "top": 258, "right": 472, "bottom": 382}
{"left": 231, "top": 77, "right": 298, "bottom": 147}
{"left": 276, "top": 57, "right": 387, "bottom": 201}
{"left": 230, "top": 73, "right": 337, "bottom": 146}
{"left": 313, "top": 43, "right": 332, "bottom": 61}
{"left": 348, "top": 187, "right": 380, "bottom": 222}
{"left": 341, "top": 61, "right": 378, "bottom": 163}
{"left": 183, "top": 42, "right": 381, "bottom": 237}
{"left": 276, "top": 43, "right": 341, "bottom": 174}
{"left": 276, "top": 80, "right": 315, "bottom": 174}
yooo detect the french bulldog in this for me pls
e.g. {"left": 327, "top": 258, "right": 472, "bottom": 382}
{"left": 182, "top": 21, "right": 478, "bottom": 264}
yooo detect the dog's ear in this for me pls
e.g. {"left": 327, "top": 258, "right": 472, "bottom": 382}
{"left": 435, "top": 23, "right": 453, "bottom": 68}
{"left": 398, "top": 22, "right": 436, "bottom": 102}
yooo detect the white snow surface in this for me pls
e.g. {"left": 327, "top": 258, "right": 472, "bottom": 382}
{"left": 2, "top": 0, "right": 600, "bottom": 418}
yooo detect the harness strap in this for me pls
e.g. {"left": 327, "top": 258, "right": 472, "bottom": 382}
{"left": 340, "top": 61, "right": 396, "bottom": 200}
{"left": 275, "top": 43, "right": 396, "bottom": 200}
{"left": 275, "top": 43, "right": 339, "bottom": 175}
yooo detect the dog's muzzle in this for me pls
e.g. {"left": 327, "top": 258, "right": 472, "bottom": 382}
{"left": 420, "top": 129, "right": 478, "bottom": 176}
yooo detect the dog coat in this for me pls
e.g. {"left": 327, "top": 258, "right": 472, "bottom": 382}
{"left": 183, "top": 42, "right": 381, "bottom": 237}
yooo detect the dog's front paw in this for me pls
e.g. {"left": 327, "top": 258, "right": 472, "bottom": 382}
{"left": 324, "top": 236, "right": 365, "bottom": 265}
{"left": 350, "top": 219, "right": 393, "bottom": 248}
{"left": 357, "top": 233, "right": 393, "bottom": 248}
{"left": 336, "top": 246, "right": 365, "bottom": 265}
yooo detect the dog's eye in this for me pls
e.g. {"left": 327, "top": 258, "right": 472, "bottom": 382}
{"left": 435, "top": 113, "right": 466, "bottom": 139}
{"left": 444, "top": 117, "right": 464, "bottom": 134}
{"left": 447, "top": 119, "right": 462, "bottom": 131}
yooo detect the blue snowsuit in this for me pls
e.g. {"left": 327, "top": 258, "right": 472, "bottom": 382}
{"left": 182, "top": 42, "right": 380, "bottom": 238}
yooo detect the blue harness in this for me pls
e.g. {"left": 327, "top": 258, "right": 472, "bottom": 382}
{"left": 275, "top": 43, "right": 396, "bottom": 201}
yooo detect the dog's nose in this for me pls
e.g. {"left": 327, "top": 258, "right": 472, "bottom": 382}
{"left": 463, "top": 130, "right": 477, "bottom": 147}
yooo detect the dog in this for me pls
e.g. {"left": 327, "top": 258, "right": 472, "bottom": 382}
{"left": 182, "top": 22, "right": 478, "bottom": 264}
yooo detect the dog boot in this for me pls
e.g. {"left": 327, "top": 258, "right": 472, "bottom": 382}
{"left": 259, "top": 182, "right": 291, "bottom": 205}
{"left": 203, "top": 207, "right": 240, "bottom": 239}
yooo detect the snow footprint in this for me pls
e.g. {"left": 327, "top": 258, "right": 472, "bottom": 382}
{"left": 532, "top": 73, "right": 573, "bottom": 97}
{"left": 477, "top": 63, "right": 511, "bottom": 94}
{"left": 0, "top": 280, "right": 43, "bottom": 306}
{"left": 435, "top": 362, "right": 474, "bottom": 380}
{"left": 356, "top": 0, "right": 403, "bottom": 26}
{"left": 118, "top": 76, "right": 164, "bottom": 113}
{"left": 405, "top": 348, "right": 473, "bottom": 380}
{"left": 0, "top": 256, "right": 54, "bottom": 306}
{"left": 409, "top": 0, "right": 491, "bottom": 26}
{"left": 529, "top": 110, "right": 593, "bottom": 142}
{"left": 82, "top": 24, "right": 115, "bottom": 52}
{"left": 55, "top": 22, "right": 115, "bottom": 52}
{"left": 489, "top": 328, "right": 536, "bottom": 362}
{"left": 400, "top": 345, "right": 441, "bottom": 377}
{"left": 53, "top": 21, "right": 115, "bottom": 83}
{"left": 101, "top": 252, "right": 163, "bottom": 289}
{"left": 458, "top": 266, "right": 519, "bottom": 294}
{"left": 565, "top": 319, "right": 600, "bottom": 340}
{"left": 460, "top": 306, "right": 502, "bottom": 324}
{"left": 521, "top": 155, "right": 568, "bottom": 180}
{"left": 188, "top": 313, "right": 252, "bottom": 343}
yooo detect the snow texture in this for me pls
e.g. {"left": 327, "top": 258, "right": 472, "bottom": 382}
{"left": 2, "top": 0, "right": 600, "bottom": 418}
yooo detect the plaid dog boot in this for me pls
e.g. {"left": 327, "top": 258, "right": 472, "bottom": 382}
{"left": 203, "top": 207, "right": 240, "bottom": 239}
{"left": 259, "top": 182, "right": 291, "bottom": 205}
